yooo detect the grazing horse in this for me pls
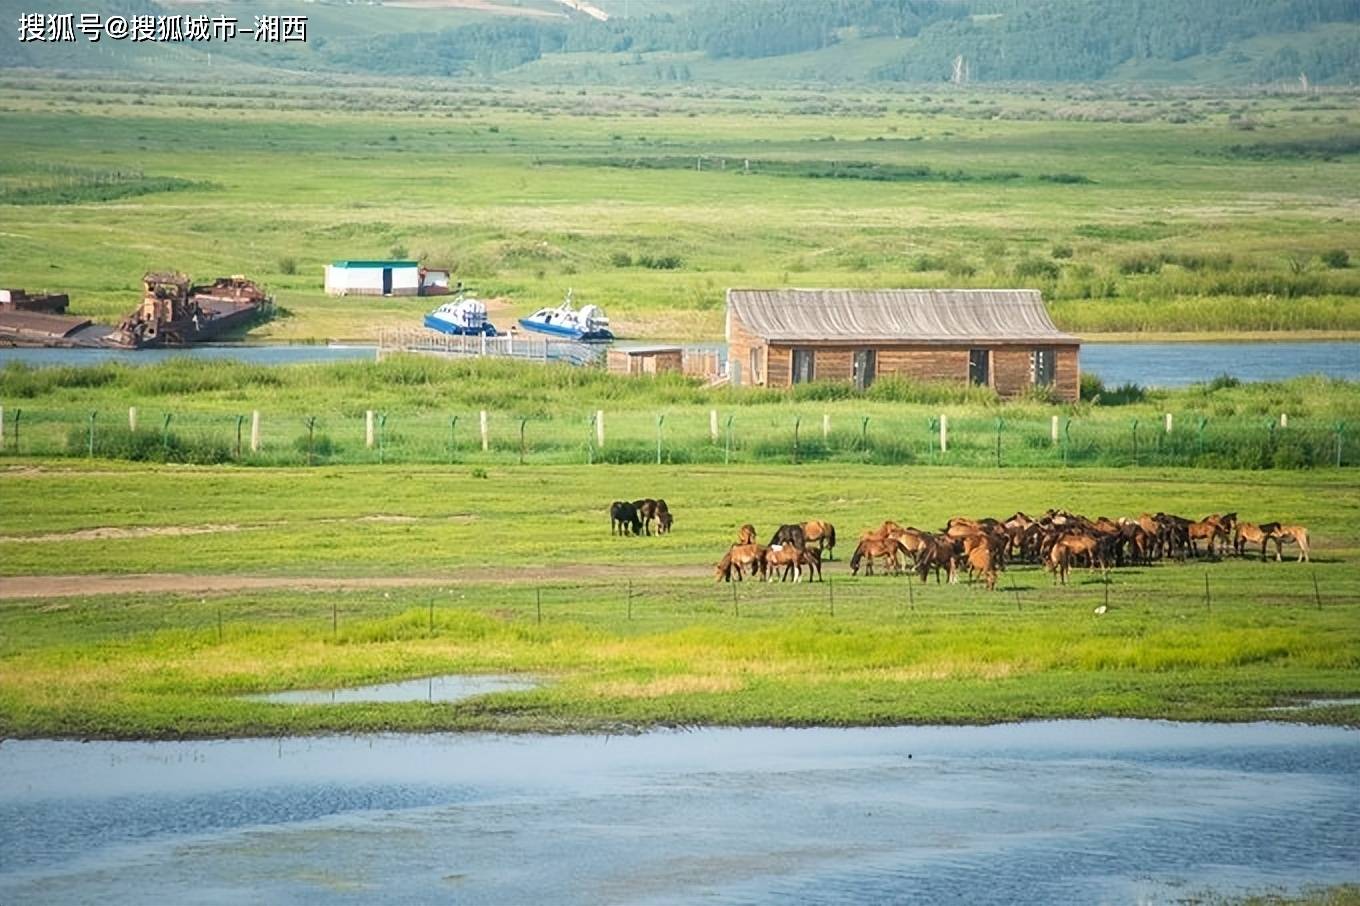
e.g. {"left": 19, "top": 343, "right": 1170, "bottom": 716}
{"left": 716, "top": 543, "right": 766, "bottom": 582}
{"left": 610, "top": 501, "right": 642, "bottom": 536}
{"left": 655, "top": 499, "right": 673, "bottom": 535}
{"left": 914, "top": 534, "right": 958, "bottom": 584}
{"left": 849, "top": 537, "right": 904, "bottom": 576}
{"left": 633, "top": 499, "right": 659, "bottom": 536}
{"left": 737, "top": 523, "right": 757, "bottom": 545}
{"left": 1268, "top": 524, "right": 1312, "bottom": 562}
{"left": 801, "top": 520, "right": 837, "bottom": 560}
{"left": 768, "top": 524, "right": 807, "bottom": 551}
{"left": 860, "top": 520, "right": 905, "bottom": 542}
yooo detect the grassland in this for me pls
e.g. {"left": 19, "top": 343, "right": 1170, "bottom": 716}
{"left": 1, "top": 76, "right": 1358, "bottom": 342}
{"left": 1, "top": 461, "right": 1356, "bottom": 738}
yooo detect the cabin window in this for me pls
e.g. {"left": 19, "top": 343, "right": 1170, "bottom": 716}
{"left": 968, "top": 349, "right": 990, "bottom": 386}
{"left": 1031, "top": 348, "right": 1056, "bottom": 387}
{"left": 853, "top": 349, "right": 876, "bottom": 390}
{"left": 792, "top": 348, "right": 815, "bottom": 384}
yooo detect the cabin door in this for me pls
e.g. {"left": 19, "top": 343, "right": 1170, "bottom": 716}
{"left": 382, "top": 268, "right": 393, "bottom": 295}
{"left": 852, "top": 349, "right": 876, "bottom": 390}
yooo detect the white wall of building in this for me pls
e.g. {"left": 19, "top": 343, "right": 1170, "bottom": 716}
{"left": 324, "top": 265, "right": 420, "bottom": 297}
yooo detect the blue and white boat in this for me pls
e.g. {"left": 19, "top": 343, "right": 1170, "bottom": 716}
{"left": 423, "top": 291, "right": 498, "bottom": 336}
{"left": 518, "top": 290, "right": 613, "bottom": 342}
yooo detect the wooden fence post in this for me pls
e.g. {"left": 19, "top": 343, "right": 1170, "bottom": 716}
{"left": 823, "top": 413, "right": 830, "bottom": 440}
{"left": 365, "top": 410, "right": 375, "bottom": 449}
{"left": 1280, "top": 412, "right": 1288, "bottom": 428}
{"left": 129, "top": 406, "right": 138, "bottom": 432}
{"left": 939, "top": 414, "right": 948, "bottom": 453}
{"left": 480, "top": 410, "right": 489, "bottom": 452}
{"left": 1164, "top": 413, "right": 1173, "bottom": 434}
{"left": 250, "top": 410, "right": 261, "bottom": 453}
{"left": 710, "top": 409, "right": 718, "bottom": 444}
{"left": 1050, "top": 414, "right": 1059, "bottom": 445}
{"left": 596, "top": 409, "right": 605, "bottom": 448}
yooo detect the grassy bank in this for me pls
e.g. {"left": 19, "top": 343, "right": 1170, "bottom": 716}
{"left": 2, "top": 358, "right": 1357, "bottom": 469}
{"left": 1, "top": 79, "right": 1358, "bottom": 341}
{"left": 1, "top": 462, "right": 1356, "bottom": 738}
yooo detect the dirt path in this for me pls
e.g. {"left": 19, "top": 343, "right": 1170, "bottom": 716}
{"left": 0, "top": 564, "right": 713, "bottom": 599}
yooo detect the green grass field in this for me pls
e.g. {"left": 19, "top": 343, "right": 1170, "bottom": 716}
{"left": 1, "top": 461, "right": 1356, "bottom": 738}
{"left": 1, "top": 77, "right": 1358, "bottom": 341}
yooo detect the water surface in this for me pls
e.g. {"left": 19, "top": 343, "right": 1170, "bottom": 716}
{"left": 2, "top": 720, "right": 1356, "bottom": 904}
{"left": 247, "top": 674, "right": 537, "bottom": 705}
{"left": 3, "top": 341, "right": 1356, "bottom": 387}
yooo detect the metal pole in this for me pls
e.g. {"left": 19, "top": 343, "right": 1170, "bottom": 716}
{"left": 88, "top": 411, "right": 96, "bottom": 458}
{"left": 162, "top": 413, "right": 173, "bottom": 457}
{"left": 378, "top": 413, "right": 387, "bottom": 464}
{"left": 449, "top": 415, "right": 458, "bottom": 464}
{"left": 793, "top": 416, "right": 800, "bottom": 464}
{"left": 725, "top": 415, "right": 734, "bottom": 465}
{"left": 235, "top": 414, "right": 244, "bottom": 459}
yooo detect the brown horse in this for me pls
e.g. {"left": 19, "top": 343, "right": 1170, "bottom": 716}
{"left": 860, "top": 520, "right": 905, "bottom": 542}
{"left": 849, "top": 537, "right": 904, "bottom": 576}
{"left": 965, "top": 544, "right": 998, "bottom": 591}
{"left": 1187, "top": 514, "right": 1233, "bottom": 558}
{"left": 1267, "top": 524, "right": 1312, "bottom": 562}
{"left": 1046, "top": 532, "right": 1104, "bottom": 585}
{"left": 801, "top": 520, "right": 837, "bottom": 560}
{"left": 654, "top": 499, "right": 673, "bottom": 535}
{"left": 737, "top": 523, "right": 757, "bottom": 545}
{"left": 715, "top": 543, "right": 767, "bottom": 582}
{"left": 914, "top": 534, "right": 958, "bottom": 584}
{"left": 765, "top": 543, "right": 811, "bottom": 582}
{"left": 1234, "top": 521, "right": 1279, "bottom": 561}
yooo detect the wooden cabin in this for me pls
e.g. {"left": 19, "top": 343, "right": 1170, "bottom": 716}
{"left": 726, "top": 288, "right": 1080, "bottom": 401}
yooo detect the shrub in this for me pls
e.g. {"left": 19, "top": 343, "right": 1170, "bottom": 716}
{"left": 389, "top": 244, "right": 408, "bottom": 259}
{"left": 1050, "top": 245, "right": 1074, "bottom": 259}
{"left": 1119, "top": 253, "right": 1162, "bottom": 275}
{"left": 637, "top": 254, "right": 682, "bottom": 270}
{"left": 911, "top": 254, "right": 943, "bottom": 272}
{"left": 278, "top": 256, "right": 297, "bottom": 275}
{"left": 292, "top": 432, "right": 338, "bottom": 461}
{"left": 609, "top": 251, "right": 633, "bottom": 267}
{"left": 1014, "top": 257, "right": 1060, "bottom": 280}
{"left": 67, "top": 425, "right": 232, "bottom": 464}
{"left": 1080, "top": 373, "right": 1106, "bottom": 401}
{"left": 1206, "top": 373, "right": 1241, "bottom": 391}
{"left": 1321, "top": 249, "right": 1350, "bottom": 269}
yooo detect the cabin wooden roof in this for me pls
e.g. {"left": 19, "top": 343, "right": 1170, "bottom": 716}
{"left": 727, "top": 289, "right": 1079, "bottom": 345}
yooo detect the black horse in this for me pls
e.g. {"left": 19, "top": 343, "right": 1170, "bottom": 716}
{"left": 768, "top": 524, "right": 806, "bottom": 550}
{"left": 610, "top": 501, "right": 642, "bottom": 536}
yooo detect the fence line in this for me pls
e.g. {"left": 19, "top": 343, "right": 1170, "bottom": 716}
{"left": 0, "top": 402, "right": 1350, "bottom": 469}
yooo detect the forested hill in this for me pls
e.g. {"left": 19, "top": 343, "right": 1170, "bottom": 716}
{"left": 4, "top": 0, "right": 1359, "bottom": 84}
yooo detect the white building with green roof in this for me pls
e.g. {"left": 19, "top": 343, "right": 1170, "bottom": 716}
{"left": 324, "top": 260, "right": 420, "bottom": 297}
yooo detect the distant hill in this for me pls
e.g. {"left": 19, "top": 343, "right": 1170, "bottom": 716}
{"left": 3, "top": 0, "right": 1358, "bottom": 85}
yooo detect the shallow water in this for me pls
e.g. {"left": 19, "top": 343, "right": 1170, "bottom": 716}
{"left": 2, "top": 721, "right": 1357, "bottom": 904}
{"left": 3, "top": 341, "right": 1357, "bottom": 387}
{"left": 246, "top": 674, "right": 537, "bottom": 705}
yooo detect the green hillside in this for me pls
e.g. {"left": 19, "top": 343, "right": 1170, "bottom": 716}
{"left": 3, "top": 0, "right": 1357, "bottom": 85}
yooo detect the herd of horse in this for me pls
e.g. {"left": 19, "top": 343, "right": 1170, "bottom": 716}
{"left": 610, "top": 498, "right": 673, "bottom": 536}
{"left": 710, "top": 511, "right": 1313, "bottom": 589}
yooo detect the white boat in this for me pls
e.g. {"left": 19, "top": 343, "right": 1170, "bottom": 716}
{"left": 518, "top": 290, "right": 613, "bottom": 342}
{"left": 423, "top": 290, "right": 498, "bottom": 337}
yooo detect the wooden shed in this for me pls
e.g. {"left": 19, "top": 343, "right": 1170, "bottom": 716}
{"left": 726, "top": 288, "right": 1080, "bottom": 401}
{"left": 607, "top": 345, "right": 684, "bottom": 376}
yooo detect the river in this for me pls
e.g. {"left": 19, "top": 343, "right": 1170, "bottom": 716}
{"left": 1, "top": 341, "right": 1357, "bottom": 387}
{"left": 2, "top": 720, "right": 1356, "bottom": 904}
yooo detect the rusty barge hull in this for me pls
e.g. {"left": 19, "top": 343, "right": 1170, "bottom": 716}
{"left": 0, "top": 311, "right": 113, "bottom": 347}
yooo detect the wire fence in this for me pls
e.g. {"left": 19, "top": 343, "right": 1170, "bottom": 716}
{"left": 41, "top": 566, "right": 1350, "bottom": 655}
{"left": 0, "top": 402, "right": 1350, "bottom": 469}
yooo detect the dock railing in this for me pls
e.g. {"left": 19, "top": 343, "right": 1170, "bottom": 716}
{"left": 378, "top": 327, "right": 604, "bottom": 368}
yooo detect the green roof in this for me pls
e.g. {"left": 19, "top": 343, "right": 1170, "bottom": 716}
{"left": 330, "top": 260, "right": 419, "bottom": 269}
